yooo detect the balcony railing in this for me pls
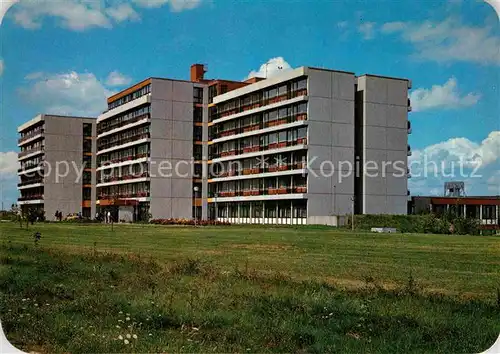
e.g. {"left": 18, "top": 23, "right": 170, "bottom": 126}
{"left": 19, "top": 147, "right": 44, "bottom": 159}
{"left": 98, "top": 133, "right": 150, "bottom": 151}
{"left": 215, "top": 186, "right": 307, "bottom": 198}
{"left": 213, "top": 113, "right": 307, "bottom": 140}
{"left": 97, "top": 113, "right": 150, "bottom": 135}
{"left": 18, "top": 195, "right": 44, "bottom": 201}
{"left": 216, "top": 89, "right": 308, "bottom": 119}
{"left": 212, "top": 138, "right": 307, "bottom": 160}
{"left": 98, "top": 191, "right": 150, "bottom": 199}
{"left": 100, "top": 172, "right": 150, "bottom": 183}
{"left": 98, "top": 152, "right": 149, "bottom": 167}
{"left": 18, "top": 179, "right": 43, "bottom": 187}
{"left": 18, "top": 129, "right": 44, "bottom": 144}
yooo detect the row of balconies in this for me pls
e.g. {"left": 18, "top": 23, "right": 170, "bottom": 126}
{"left": 97, "top": 113, "right": 150, "bottom": 135}
{"left": 98, "top": 133, "right": 150, "bottom": 151}
{"left": 18, "top": 161, "right": 44, "bottom": 173}
{"left": 100, "top": 172, "right": 150, "bottom": 183}
{"left": 98, "top": 152, "right": 149, "bottom": 167}
{"left": 18, "top": 194, "right": 44, "bottom": 201}
{"left": 217, "top": 89, "right": 308, "bottom": 119}
{"left": 98, "top": 191, "right": 150, "bottom": 199}
{"left": 214, "top": 162, "right": 307, "bottom": 178}
{"left": 18, "top": 178, "right": 43, "bottom": 187}
{"left": 18, "top": 128, "right": 44, "bottom": 144}
{"left": 19, "top": 146, "right": 44, "bottom": 158}
{"left": 214, "top": 186, "right": 307, "bottom": 198}
{"left": 214, "top": 113, "right": 307, "bottom": 139}
{"left": 214, "top": 138, "right": 307, "bottom": 159}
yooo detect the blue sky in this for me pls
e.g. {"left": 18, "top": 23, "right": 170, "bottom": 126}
{"left": 0, "top": 0, "right": 499, "bottom": 207}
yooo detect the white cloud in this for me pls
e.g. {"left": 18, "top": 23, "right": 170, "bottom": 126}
{"left": 11, "top": 0, "right": 201, "bottom": 31}
{"left": 487, "top": 171, "right": 500, "bottom": 194}
{"left": 19, "top": 71, "right": 117, "bottom": 116}
{"left": 12, "top": 0, "right": 111, "bottom": 30}
{"left": 132, "top": 0, "right": 201, "bottom": 11}
{"left": 381, "top": 18, "right": 500, "bottom": 65}
{"left": 246, "top": 57, "right": 293, "bottom": 80}
{"left": 106, "top": 71, "right": 132, "bottom": 87}
{"left": 410, "top": 131, "right": 499, "bottom": 171}
{"left": 0, "top": 59, "right": 3, "bottom": 76}
{"left": 408, "top": 131, "right": 500, "bottom": 195}
{"left": 409, "top": 77, "right": 480, "bottom": 112}
{"left": 106, "top": 3, "right": 140, "bottom": 23}
{"left": 358, "top": 22, "right": 375, "bottom": 40}
{"left": 0, "top": 151, "right": 19, "bottom": 177}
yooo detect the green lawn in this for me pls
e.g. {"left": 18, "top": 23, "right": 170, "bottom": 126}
{"left": 1, "top": 222, "right": 499, "bottom": 353}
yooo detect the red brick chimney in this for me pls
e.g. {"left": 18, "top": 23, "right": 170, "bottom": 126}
{"left": 190, "top": 64, "right": 206, "bottom": 82}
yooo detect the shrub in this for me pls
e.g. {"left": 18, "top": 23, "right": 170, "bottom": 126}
{"left": 351, "top": 214, "right": 480, "bottom": 235}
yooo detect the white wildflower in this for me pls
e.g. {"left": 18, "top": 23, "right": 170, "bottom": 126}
{"left": 126, "top": 334, "right": 131, "bottom": 339}
{"left": 124, "top": 339, "right": 129, "bottom": 345}
{"left": 118, "top": 335, "right": 123, "bottom": 340}
{"left": 126, "top": 317, "right": 130, "bottom": 321}
{"left": 119, "top": 311, "right": 123, "bottom": 314}
{"left": 22, "top": 299, "right": 27, "bottom": 302}
{"left": 149, "top": 333, "right": 152, "bottom": 336}
{"left": 116, "top": 325, "right": 120, "bottom": 328}
{"left": 132, "top": 334, "right": 137, "bottom": 339}
{"left": 34, "top": 303, "right": 38, "bottom": 307}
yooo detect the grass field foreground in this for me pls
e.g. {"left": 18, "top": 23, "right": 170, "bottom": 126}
{"left": 0, "top": 222, "right": 499, "bottom": 352}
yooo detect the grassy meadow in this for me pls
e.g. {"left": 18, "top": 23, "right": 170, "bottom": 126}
{"left": 0, "top": 222, "right": 499, "bottom": 353}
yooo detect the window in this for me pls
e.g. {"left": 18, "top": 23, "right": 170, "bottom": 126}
{"left": 264, "top": 87, "right": 278, "bottom": 101}
{"left": 208, "top": 85, "right": 218, "bottom": 103}
{"left": 269, "top": 133, "right": 278, "bottom": 144}
{"left": 278, "top": 131, "right": 287, "bottom": 142}
{"left": 108, "top": 84, "right": 151, "bottom": 110}
{"left": 297, "top": 127, "right": 307, "bottom": 139}
{"left": 193, "top": 87, "right": 203, "bottom": 104}
{"left": 279, "top": 107, "right": 289, "bottom": 119}
{"left": 482, "top": 205, "right": 497, "bottom": 220}
{"left": 292, "top": 78, "right": 307, "bottom": 92}
{"left": 83, "top": 123, "right": 92, "bottom": 137}
{"left": 193, "top": 107, "right": 203, "bottom": 122}
{"left": 278, "top": 85, "right": 287, "bottom": 97}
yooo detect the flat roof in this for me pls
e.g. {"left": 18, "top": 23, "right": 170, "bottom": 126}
{"left": 357, "top": 73, "right": 410, "bottom": 82}
{"left": 18, "top": 114, "right": 96, "bottom": 133}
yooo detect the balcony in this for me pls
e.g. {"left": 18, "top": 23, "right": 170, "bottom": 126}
{"left": 216, "top": 90, "right": 308, "bottom": 121}
{"left": 97, "top": 133, "right": 150, "bottom": 154}
{"left": 213, "top": 138, "right": 307, "bottom": 160}
{"left": 18, "top": 129, "right": 44, "bottom": 145}
{"left": 213, "top": 113, "right": 308, "bottom": 140}
{"left": 100, "top": 172, "right": 150, "bottom": 184}
{"left": 98, "top": 191, "right": 150, "bottom": 200}
{"left": 407, "top": 121, "right": 412, "bottom": 134}
{"left": 407, "top": 98, "right": 412, "bottom": 112}
{"left": 19, "top": 147, "right": 44, "bottom": 160}
{"left": 99, "top": 152, "right": 150, "bottom": 167}
{"left": 18, "top": 178, "right": 43, "bottom": 187}
{"left": 18, "top": 194, "right": 44, "bottom": 202}
{"left": 407, "top": 145, "right": 412, "bottom": 157}
{"left": 215, "top": 186, "right": 307, "bottom": 198}
{"left": 97, "top": 113, "right": 151, "bottom": 136}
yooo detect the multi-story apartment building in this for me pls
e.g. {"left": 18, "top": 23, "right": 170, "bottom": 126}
{"left": 94, "top": 65, "right": 252, "bottom": 222}
{"left": 17, "top": 114, "right": 97, "bottom": 219}
{"left": 207, "top": 67, "right": 412, "bottom": 225}
{"left": 18, "top": 64, "right": 410, "bottom": 225}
